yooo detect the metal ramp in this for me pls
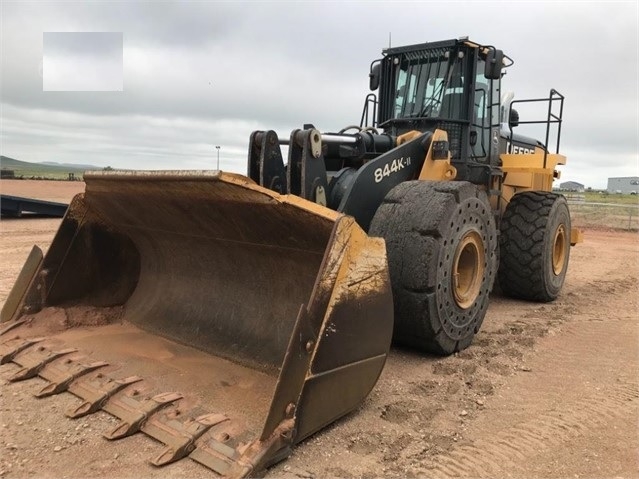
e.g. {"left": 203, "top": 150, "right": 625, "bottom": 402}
{"left": 1, "top": 194, "right": 68, "bottom": 218}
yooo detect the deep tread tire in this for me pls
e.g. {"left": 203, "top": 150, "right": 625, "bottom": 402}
{"left": 370, "top": 181, "right": 498, "bottom": 355}
{"left": 498, "top": 191, "right": 571, "bottom": 302}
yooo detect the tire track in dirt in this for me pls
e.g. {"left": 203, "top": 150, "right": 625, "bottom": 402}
{"left": 425, "top": 382, "right": 638, "bottom": 477}
{"left": 418, "top": 305, "right": 638, "bottom": 478}
{"left": 314, "top": 269, "right": 639, "bottom": 478}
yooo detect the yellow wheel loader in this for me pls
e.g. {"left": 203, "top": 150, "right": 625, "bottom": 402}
{"left": 1, "top": 38, "right": 580, "bottom": 477}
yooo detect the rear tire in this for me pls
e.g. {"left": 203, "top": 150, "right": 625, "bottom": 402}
{"left": 370, "top": 181, "right": 497, "bottom": 355}
{"left": 498, "top": 191, "right": 571, "bottom": 302}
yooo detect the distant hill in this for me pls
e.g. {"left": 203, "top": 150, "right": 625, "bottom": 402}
{"left": 41, "top": 161, "right": 101, "bottom": 170}
{"left": 0, "top": 156, "right": 100, "bottom": 180}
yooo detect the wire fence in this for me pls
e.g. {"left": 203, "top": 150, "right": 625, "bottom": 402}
{"left": 566, "top": 196, "right": 639, "bottom": 231}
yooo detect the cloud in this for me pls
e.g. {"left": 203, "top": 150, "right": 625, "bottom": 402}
{"left": 1, "top": 1, "right": 637, "bottom": 189}
{"left": 1, "top": 103, "right": 259, "bottom": 171}
{"left": 44, "top": 31, "right": 122, "bottom": 57}
{"left": 43, "top": 32, "right": 124, "bottom": 91}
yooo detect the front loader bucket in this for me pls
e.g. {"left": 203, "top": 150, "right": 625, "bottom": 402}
{"left": 0, "top": 171, "right": 393, "bottom": 477}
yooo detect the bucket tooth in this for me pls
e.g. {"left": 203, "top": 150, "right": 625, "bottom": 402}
{"left": 35, "top": 358, "right": 109, "bottom": 398}
{"left": 144, "top": 411, "right": 229, "bottom": 466}
{"left": 0, "top": 337, "right": 43, "bottom": 365}
{"left": 103, "top": 391, "right": 183, "bottom": 440}
{"left": 189, "top": 430, "right": 242, "bottom": 477}
{"left": 0, "top": 319, "right": 28, "bottom": 337}
{"left": 66, "top": 373, "right": 143, "bottom": 419}
{"left": 9, "top": 346, "right": 77, "bottom": 381}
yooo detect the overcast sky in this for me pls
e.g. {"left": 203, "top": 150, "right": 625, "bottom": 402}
{"left": 1, "top": 1, "right": 637, "bottom": 189}
{"left": 43, "top": 32, "right": 123, "bottom": 91}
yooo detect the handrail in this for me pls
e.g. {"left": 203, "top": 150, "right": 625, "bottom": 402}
{"left": 509, "top": 89, "right": 565, "bottom": 169}
{"left": 360, "top": 93, "right": 378, "bottom": 128}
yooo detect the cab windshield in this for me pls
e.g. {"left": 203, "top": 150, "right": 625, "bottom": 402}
{"left": 392, "top": 49, "right": 467, "bottom": 120}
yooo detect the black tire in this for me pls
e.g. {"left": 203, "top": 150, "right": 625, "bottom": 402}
{"left": 369, "top": 181, "right": 498, "bottom": 355}
{"left": 498, "top": 191, "right": 571, "bottom": 302}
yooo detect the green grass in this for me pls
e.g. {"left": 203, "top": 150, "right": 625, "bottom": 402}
{"left": 583, "top": 191, "right": 639, "bottom": 205}
{"left": 1, "top": 156, "right": 92, "bottom": 180}
{"left": 570, "top": 203, "right": 638, "bottom": 231}
{"left": 563, "top": 191, "right": 639, "bottom": 205}
{"left": 566, "top": 193, "right": 639, "bottom": 231}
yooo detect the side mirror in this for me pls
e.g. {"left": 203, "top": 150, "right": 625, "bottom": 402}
{"left": 485, "top": 49, "right": 504, "bottom": 80}
{"left": 509, "top": 108, "right": 520, "bottom": 128}
{"left": 369, "top": 63, "right": 380, "bottom": 91}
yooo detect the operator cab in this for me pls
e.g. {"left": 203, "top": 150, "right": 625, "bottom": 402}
{"left": 366, "top": 38, "right": 512, "bottom": 182}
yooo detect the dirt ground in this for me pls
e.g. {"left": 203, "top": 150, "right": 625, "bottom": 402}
{"left": 0, "top": 180, "right": 637, "bottom": 479}
{"left": 0, "top": 179, "right": 85, "bottom": 204}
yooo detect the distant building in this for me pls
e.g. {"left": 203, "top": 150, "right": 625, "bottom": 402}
{"left": 607, "top": 177, "right": 639, "bottom": 194}
{"left": 559, "top": 181, "right": 585, "bottom": 192}
{"left": 1, "top": 168, "right": 15, "bottom": 179}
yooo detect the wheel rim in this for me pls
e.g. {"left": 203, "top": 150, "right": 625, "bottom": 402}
{"left": 452, "top": 231, "right": 485, "bottom": 310}
{"left": 552, "top": 224, "right": 567, "bottom": 275}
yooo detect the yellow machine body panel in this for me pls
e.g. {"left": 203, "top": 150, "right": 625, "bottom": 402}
{"left": 498, "top": 152, "right": 581, "bottom": 245}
